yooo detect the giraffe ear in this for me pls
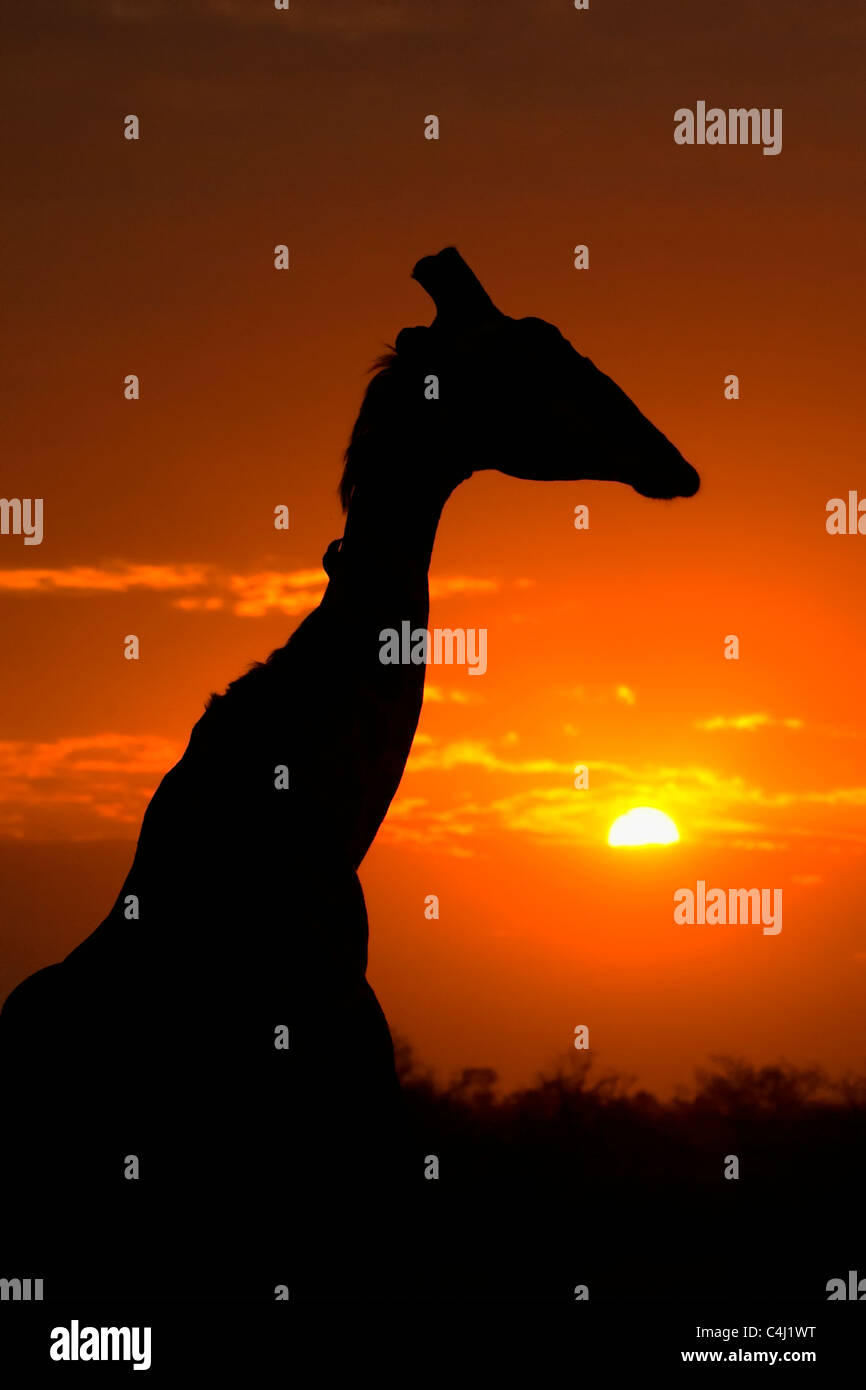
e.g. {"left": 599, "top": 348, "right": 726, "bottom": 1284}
{"left": 411, "top": 247, "right": 505, "bottom": 330}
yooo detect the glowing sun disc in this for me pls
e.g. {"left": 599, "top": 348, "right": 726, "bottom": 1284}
{"left": 608, "top": 807, "right": 679, "bottom": 847}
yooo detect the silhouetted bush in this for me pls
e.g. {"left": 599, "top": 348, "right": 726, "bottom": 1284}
{"left": 397, "top": 1046, "right": 863, "bottom": 1215}
{"left": 386, "top": 1041, "right": 866, "bottom": 1298}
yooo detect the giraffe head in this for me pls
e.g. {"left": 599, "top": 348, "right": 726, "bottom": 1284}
{"left": 341, "top": 247, "right": 698, "bottom": 508}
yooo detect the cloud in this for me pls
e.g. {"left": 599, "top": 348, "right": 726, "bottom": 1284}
{"left": 695, "top": 713, "right": 805, "bottom": 733}
{"left": 4, "top": 727, "right": 865, "bottom": 855}
{"left": 407, "top": 739, "right": 567, "bottom": 776}
{"left": 172, "top": 596, "right": 225, "bottom": 612}
{"left": 387, "top": 741, "right": 866, "bottom": 853}
{"left": 428, "top": 577, "right": 500, "bottom": 599}
{"left": 0, "top": 734, "right": 181, "bottom": 780}
{"left": 0, "top": 564, "right": 209, "bottom": 594}
{"left": 757, "top": 788, "right": 866, "bottom": 809}
{"left": 0, "top": 562, "right": 502, "bottom": 620}
{"left": 380, "top": 795, "right": 482, "bottom": 857}
{"left": 0, "top": 734, "right": 182, "bottom": 839}
{"left": 423, "top": 685, "right": 480, "bottom": 706}
{"left": 228, "top": 571, "right": 326, "bottom": 618}
{"left": 563, "top": 685, "right": 640, "bottom": 708}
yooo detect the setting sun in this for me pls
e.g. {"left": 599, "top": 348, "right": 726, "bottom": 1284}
{"left": 608, "top": 807, "right": 680, "bottom": 847}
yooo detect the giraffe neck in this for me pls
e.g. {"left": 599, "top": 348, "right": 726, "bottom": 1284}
{"left": 337, "top": 462, "right": 463, "bottom": 585}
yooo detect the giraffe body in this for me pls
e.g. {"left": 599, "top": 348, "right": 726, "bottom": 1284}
{"left": 0, "top": 249, "right": 699, "bottom": 1298}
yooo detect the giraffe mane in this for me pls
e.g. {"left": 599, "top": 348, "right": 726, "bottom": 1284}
{"left": 339, "top": 350, "right": 398, "bottom": 512}
{"left": 206, "top": 348, "right": 400, "bottom": 713}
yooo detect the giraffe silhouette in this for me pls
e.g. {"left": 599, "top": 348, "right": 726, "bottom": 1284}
{"left": 0, "top": 249, "right": 698, "bottom": 1299}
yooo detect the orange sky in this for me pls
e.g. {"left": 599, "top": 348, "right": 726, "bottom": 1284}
{"left": 2, "top": 0, "right": 864, "bottom": 1095}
